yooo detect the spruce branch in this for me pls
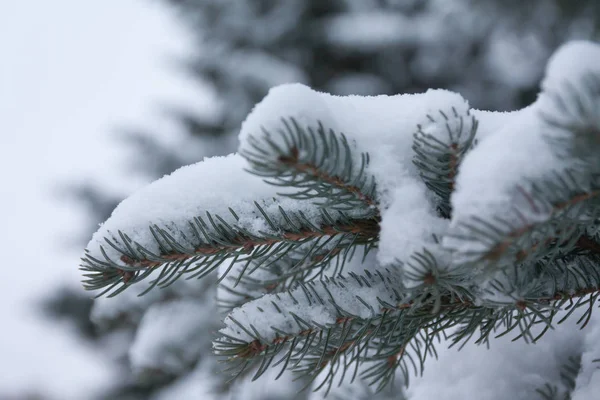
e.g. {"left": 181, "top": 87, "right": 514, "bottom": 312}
{"left": 81, "top": 203, "right": 379, "bottom": 297}
{"left": 242, "top": 118, "right": 378, "bottom": 214}
{"left": 80, "top": 42, "right": 600, "bottom": 396}
{"left": 215, "top": 269, "right": 420, "bottom": 394}
{"left": 412, "top": 108, "right": 478, "bottom": 218}
{"left": 447, "top": 169, "right": 600, "bottom": 272}
{"left": 216, "top": 253, "right": 600, "bottom": 392}
{"left": 218, "top": 243, "right": 375, "bottom": 314}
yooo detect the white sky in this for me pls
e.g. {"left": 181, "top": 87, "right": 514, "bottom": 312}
{"left": 0, "top": 1, "right": 208, "bottom": 397}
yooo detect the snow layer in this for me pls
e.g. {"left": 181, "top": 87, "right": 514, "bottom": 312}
{"left": 239, "top": 83, "right": 470, "bottom": 203}
{"left": 541, "top": 41, "right": 600, "bottom": 94}
{"left": 87, "top": 82, "right": 479, "bottom": 286}
{"left": 89, "top": 40, "right": 600, "bottom": 285}
{"left": 86, "top": 153, "right": 325, "bottom": 266}
{"left": 379, "top": 182, "right": 450, "bottom": 270}
{"left": 239, "top": 83, "right": 471, "bottom": 281}
{"left": 446, "top": 40, "right": 600, "bottom": 266}
{"left": 444, "top": 104, "right": 558, "bottom": 259}
{"left": 220, "top": 270, "right": 403, "bottom": 342}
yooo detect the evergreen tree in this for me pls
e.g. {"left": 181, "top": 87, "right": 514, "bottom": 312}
{"left": 63, "top": 1, "right": 600, "bottom": 399}
{"left": 82, "top": 40, "right": 600, "bottom": 399}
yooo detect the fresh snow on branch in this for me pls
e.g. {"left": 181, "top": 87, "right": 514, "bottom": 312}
{"left": 446, "top": 41, "right": 600, "bottom": 276}
{"left": 84, "top": 39, "right": 600, "bottom": 299}
{"left": 219, "top": 268, "right": 403, "bottom": 343}
{"left": 238, "top": 84, "right": 473, "bottom": 281}
{"left": 85, "top": 154, "right": 325, "bottom": 269}
{"left": 82, "top": 40, "right": 600, "bottom": 398}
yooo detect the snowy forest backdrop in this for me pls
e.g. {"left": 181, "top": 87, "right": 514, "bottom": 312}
{"left": 1, "top": 0, "right": 599, "bottom": 399}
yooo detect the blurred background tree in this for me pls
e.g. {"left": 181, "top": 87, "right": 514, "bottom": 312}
{"left": 45, "top": 0, "right": 600, "bottom": 398}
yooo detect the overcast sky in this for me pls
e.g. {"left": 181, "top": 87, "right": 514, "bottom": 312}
{"left": 0, "top": 1, "right": 208, "bottom": 397}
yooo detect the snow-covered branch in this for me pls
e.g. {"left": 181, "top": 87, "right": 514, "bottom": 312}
{"left": 81, "top": 40, "right": 600, "bottom": 396}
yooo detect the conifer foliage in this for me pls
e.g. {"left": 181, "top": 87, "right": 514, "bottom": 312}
{"left": 82, "top": 41, "right": 600, "bottom": 398}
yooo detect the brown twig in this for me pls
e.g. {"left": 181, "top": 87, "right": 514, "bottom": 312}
{"left": 483, "top": 188, "right": 600, "bottom": 262}
{"left": 118, "top": 218, "right": 379, "bottom": 270}
{"left": 278, "top": 147, "right": 376, "bottom": 207}
{"left": 226, "top": 284, "right": 600, "bottom": 366}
